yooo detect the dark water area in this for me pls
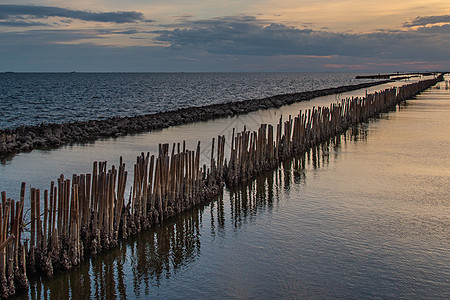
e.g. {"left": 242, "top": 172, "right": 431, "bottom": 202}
{"left": 13, "top": 79, "right": 449, "bottom": 299}
{"left": 0, "top": 72, "right": 373, "bottom": 129}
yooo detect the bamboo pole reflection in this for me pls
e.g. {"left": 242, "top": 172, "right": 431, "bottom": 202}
{"left": 27, "top": 122, "right": 371, "bottom": 298}
{"left": 227, "top": 131, "right": 365, "bottom": 227}
{"left": 27, "top": 206, "right": 202, "bottom": 299}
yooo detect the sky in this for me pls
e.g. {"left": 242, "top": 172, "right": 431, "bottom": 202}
{"left": 0, "top": 0, "right": 449, "bottom": 72}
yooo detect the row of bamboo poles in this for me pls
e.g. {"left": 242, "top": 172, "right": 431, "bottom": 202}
{"left": 0, "top": 75, "right": 442, "bottom": 298}
{"left": 432, "top": 79, "right": 449, "bottom": 90}
{"left": 223, "top": 76, "right": 441, "bottom": 185}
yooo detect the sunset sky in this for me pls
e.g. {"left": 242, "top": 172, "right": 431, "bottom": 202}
{"left": 1, "top": 0, "right": 449, "bottom": 72}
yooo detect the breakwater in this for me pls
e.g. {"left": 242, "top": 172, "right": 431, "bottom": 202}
{"left": 0, "top": 81, "right": 390, "bottom": 159}
{"left": 0, "top": 75, "right": 442, "bottom": 298}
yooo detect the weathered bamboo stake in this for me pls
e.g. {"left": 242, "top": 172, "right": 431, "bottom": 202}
{"left": 165, "top": 153, "right": 170, "bottom": 211}
{"left": 43, "top": 190, "right": 48, "bottom": 251}
{"left": 168, "top": 146, "right": 175, "bottom": 210}
{"left": 170, "top": 153, "right": 177, "bottom": 211}
{"left": 175, "top": 151, "right": 181, "bottom": 209}
{"left": 14, "top": 184, "right": 27, "bottom": 291}
{"left": 177, "top": 151, "right": 182, "bottom": 205}
{"left": 0, "top": 196, "right": 11, "bottom": 296}
{"left": 91, "top": 161, "right": 97, "bottom": 226}
{"left": 184, "top": 150, "right": 189, "bottom": 207}
{"left": 78, "top": 174, "right": 85, "bottom": 232}
{"left": 12, "top": 202, "right": 19, "bottom": 279}
{"left": 161, "top": 151, "right": 168, "bottom": 214}
{"left": 176, "top": 153, "right": 182, "bottom": 211}
{"left": 35, "top": 189, "right": 41, "bottom": 257}
{"left": 74, "top": 184, "right": 80, "bottom": 264}
{"left": 97, "top": 163, "right": 105, "bottom": 246}
{"left": 102, "top": 165, "right": 108, "bottom": 239}
{"left": 148, "top": 155, "right": 154, "bottom": 214}
{"left": 153, "top": 157, "right": 159, "bottom": 219}
{"left": 64, "top": 179, "right": 70, "bottom": 240}
{"left": 50, "top": 185, "right": 58, "bottom": 252}
{"left": 90, "top": 162, "right": 100, "bottom": 253}
{"left": 99, "top": 168, "right": 106, "bottom": 242}
{"left": 57, "top": 177, "right": 63, "bottom": 239}
{"left": 106, "top": 170, "right": 112, "bottom": 242}
{"left": 190, "top": 150, "right": 194, "bottom": 202}
{"left": 186, "top": 150, "right": 190, "bottom": 204}
{"left": 142, "top": 153, "right": 149, "bottom": 223}
{"left": 0, "top": 235, "right": 14, "bottom": 254}
{"left": 111, "top": 167, "right": 117, "bottom": 239}
{"left": 48, "top": 182, "right": 54, "bottom": 243}
{"left": 114, "top": 159, "right": 126, "bottom": 240}
{"left": 156, "top": 156, "right": 163, "bottom": 223}
{"left": 85, "top": 173, "right": 91, "bottom": 231}
{"left": 0, "top": 196, "right": 4, "bottom": 248}
{"left": 5, "top": 222, "right": 14, "bottom": 297}
{"left": 0, "top": 199, "right": 5, "bottom": 297}
{"left": 29, "top": 188, "right": 35, "bottom": 272}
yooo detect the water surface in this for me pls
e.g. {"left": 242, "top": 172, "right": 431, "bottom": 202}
{"left": 0, "top": 72, "right": 375, "bottom": 129}
{"left": 14, "top": 78, "right": 449, "bottom": 299}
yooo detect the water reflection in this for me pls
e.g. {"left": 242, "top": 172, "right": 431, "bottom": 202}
{"left": 229, "top": 175, "right": 276, "bottom": 229}
{"left": 128, "top": 210, "right": 201, "bottom": 295}
{"left": 26, "top": 207, "right": 203, "bottom": 299}
{"left": 227, "top": 131, "right": 357, "bottom": 227}
{"left": 25, "top": 127, "right": 357, "bottom": 299}
{"left": 23, "top": 96, "right": 449, "bottom": 299}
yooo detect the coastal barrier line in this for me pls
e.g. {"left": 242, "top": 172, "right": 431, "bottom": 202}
{"left": 0, "top": 75, "right": 442, "bottom": 298}
{"left": 0, "top": 80, "right": 392, "bottom": 159}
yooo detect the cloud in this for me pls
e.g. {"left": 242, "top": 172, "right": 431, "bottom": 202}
{"left": 0, "top": 20, "right": 48, "bottom": 27}
{"left": 0, "top": 28, "right": 157, "bottom": 47}
{"left": 153, "top": 16, "right": 324, "bottom": 56}
{"left": 404, "top": 15, "right": 450, "bottom": 27}
{"left": 415, "top": 24, "right": 450, "bottom": 34}
{"left": 0, "top": 4, "right": 151, "bottom": 24}
{"left": 0, "top": 29, "right": 107, "bottom": 45}
{"left": 107, "top": 29, "right": 141, "bottom": 35}
{"left": 0, "top": 13, "right": 449, "bottom": 72}
{"left": 152, "top": 16, "right": 450, "bottom": 61}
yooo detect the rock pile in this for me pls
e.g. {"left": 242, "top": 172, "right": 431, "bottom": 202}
{"left": 0, "top": 81, "right": 390, "bottom": 158}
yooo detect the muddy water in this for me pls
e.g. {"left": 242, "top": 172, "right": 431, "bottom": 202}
{"left": 8, "top": 78, "right": 448, "bottom": 299}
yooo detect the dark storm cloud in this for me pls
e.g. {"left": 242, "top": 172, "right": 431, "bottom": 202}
{"left": 0, "top": 4, "right": 151, "bottom": 24}
{"left": 404, "top": 15, "right": 450, "bottom": 27}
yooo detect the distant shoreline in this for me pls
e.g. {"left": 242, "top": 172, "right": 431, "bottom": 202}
{"left": 0, "top": 80, "right": 389, "bottom": 158}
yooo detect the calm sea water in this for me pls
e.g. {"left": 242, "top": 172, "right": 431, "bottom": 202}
{"left": 2, "top": 75, "right": 448, "bottom": 299}
{"left": 19, "top": 78, "right": 449, "bottom": 299}
{"left": 0, "top": 72, "right": 373, "bottom": 129}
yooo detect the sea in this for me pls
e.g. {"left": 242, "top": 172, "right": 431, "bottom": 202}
{"left": 0, "top": 73, "right": 448, "bottom": 299}
{"left": 0, "top": 72, "right": 373, "bottom": 129}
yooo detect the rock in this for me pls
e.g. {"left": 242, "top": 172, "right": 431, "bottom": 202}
{"left": 47, "top": 134, "right": 61, "bottom": 145}
{"left": 19, "top": 142, "right": 31, "bottom": 151}
{"left": 0, "top": 79, "right": 403, "bottom": 159}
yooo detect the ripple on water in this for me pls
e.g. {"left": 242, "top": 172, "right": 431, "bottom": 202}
{"left": 0, "top": 72, "right": 372, "bottom": 129}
